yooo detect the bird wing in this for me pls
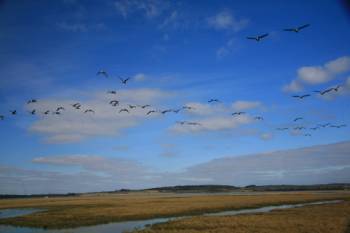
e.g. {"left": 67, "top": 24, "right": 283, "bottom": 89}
{"left": 246, "top": 36, "right": 256, "bottom": 40}
{"left": 259, "top": 33, "right": 269, "bottom": 39}
{"left": 283, "top": 28, "right": 295, "bottom": 31}
{"left": 298, "top": 24, "right": 310, "bottom": 30}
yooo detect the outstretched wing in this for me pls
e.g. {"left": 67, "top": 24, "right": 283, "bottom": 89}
{"left": 246, "top": 36, "right": 256, "bottom": 40}
{"left": 298, "top": 24, "right": 310, "bottom": 30}
{"left": 259, "top": 33, "right": 269, "bottom": 39}
{"left": 283, "top": 28, "right": 295, "bottom": 31}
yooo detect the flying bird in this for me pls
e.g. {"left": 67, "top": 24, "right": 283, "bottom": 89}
{"left": 317, "top": 123, "right": 331, "bottom": 128}
{"left": 330, "top": 124, "right": 347, "bottom": 128}
{"left": 84, "top": 109, "right": 95, "bottom": 114}
{"left": 140, "top": 104, "right": 151, "bottom": 109}
{"left": 107, "top": 90, "right": 117, "bottom": 94}
{"left": 292, "top": 94, "right": 310, "bottom": 99}
{"left": 119, "top": 77, "right": 131, "bottom": 84}
{"left": 276, "top": 127, "right": 289, "bottom": 130}
{"left": 56, "top": 107, "right": 65, "bottom": 112}
{"left": 293, "top": 117, "right": 303, "bottom": 122}
{"left": 161, "top": 109, "right": 172, "bottom": 114}
{"left": 43, "top": 110, "right": 50, "bottom": 115}
{"left": 172, "top": 109, "right": 181, "bottom": 113}
{"left": 246, "top": 33, "right": 269, "bottom": 42}
{"left": 304, "top": 133, "right": 312, "bottom": 137}
{"left": 128, "top": 104, "right": 137, "bottom": 109}
{"left": 53, "top": 111, "right": 61, "bottom": 115}
{"left": 208, "top": 99, "right": 220, "bottom": 103}
{"left": 29, "top": 110, "right": 36, "bottom": 115}
{"left": 72, "top": 103, "right": 81, "bottom": 108}
{"left": 119, "top": 108, "right": 129, "bottom": 113}
{"left": 10, "top": 110, "right": 16, "bottom": 115}
{"left": 232, "top": 112, "right": 245, "bottom": 116}
{"left": 182, "top": 106, "right": 194, "bottom": 110}
{"left": 109, "top": 100, "right": 119, "bottom": 106}
{"left": 97, "top": 69, "right": 108, "bottom": 78}
{"left": 146, "top": 110, "right": 157, "bottom": 115}
{"left": 27, "top": 99, "right": 37, "bottom": 104}
{"left": 283, "top": 24, "right": 310, "bottom": 33}
{"left": 254, "top": 116, "right": 264, "bottom": 120}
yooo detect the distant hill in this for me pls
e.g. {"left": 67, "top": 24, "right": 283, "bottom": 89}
{"left": 145, "top": 185, "right": 240, "bottom": 193}
{"left": 244, "top": 183, "right": 350, "bottom": 192}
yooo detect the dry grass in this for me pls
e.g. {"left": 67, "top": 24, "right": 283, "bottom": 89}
{"left": 0, "top": 191, "right": 349, "bottom": 229}
{"left": 132, "top": 201, "right": 350, "bottom": 233}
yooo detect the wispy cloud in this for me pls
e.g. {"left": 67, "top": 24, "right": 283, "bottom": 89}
{"left": 114, "top": 0, "right": 168, "bottom": 19}
{"left": 232, "top": 100, "right": 262, "bottom": 111}
{"left": 207, "top": 10, "right": 248, "bottom": 31}
{"left": 283, "top": 56, "right": 350, "bottom": 92}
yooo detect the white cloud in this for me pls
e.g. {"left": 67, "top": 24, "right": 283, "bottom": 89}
{"left": 207, "top": 10, "right": 248, "bottom": 31}
{"left": 114, "top": 0, "right": 168, "bottom": 19}
{"left": 284, "top": 56, "right": 350, "bottom": 92}
{"left": 232, "top": 100, "right": 262, "bottom": 111}
{"left": 29, "top": 88, "right": 171, "bottom": 143}
{"left": 260, "top": 132, "right": 273, "bottom": 141}
{"left": 133, "top": 73, "right": 147, "bottom": 82}
{"left": 170, "top": 115, "right": 253, "bottom": 134}
{"left": 216, "top": 38, "right": 237, "bottom": 59}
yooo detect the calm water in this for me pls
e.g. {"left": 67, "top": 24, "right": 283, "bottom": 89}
{"left": 0, "top": 209, "right": 44, "bottom": 219}
{"left": 0, "top": 200, "right": 342, "bottom": 233}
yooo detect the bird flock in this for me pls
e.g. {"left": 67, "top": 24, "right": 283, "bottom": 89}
{"left": 0, "top": 23, "right": 347, "bottom": 138}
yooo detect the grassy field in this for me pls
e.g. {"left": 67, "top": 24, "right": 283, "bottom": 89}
{"left": 0, "top": 191, "right": 349, "bottom": 229}
{"left": 130, "top": 198, "right": 350, "bottom": 233}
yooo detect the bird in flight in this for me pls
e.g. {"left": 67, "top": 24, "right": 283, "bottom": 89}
{"left": 283, "top": 24, "right": 310, "bottom": 33}
{"left": 317, "top": 123, "right": 331, "bottom": 128}
{"left": 161, "top": 109, "right": 172, "bottom": 114}
{"left": 97, "top": 69, "right": 108, "bottom": 78}
{"left": 10, "top": 110, "right": 17, "bottom": 115}
{"left": 313, "top": 88, "right": 333, "bottom": 95}
{"left": 294, "top": 126, "right": 306, "bottom": 130}
{"left": 140, "top": 104, "right": 151, "bottom": 109}
{"left": 72, "top": 103, "right": 81, "bottom": 109}
{"left": 187, "top": 122, "right": 201, "bottom": 126}
{"left": 56, "top": 107, "right": 65, "bottom": 112}
{"left": 109, "top": 100, "right": 119, "bottom": 106}
{"left": 128, "top": 104, "right": 137, "bottom": 109}
{"left": 310, "top": 127, "right": 320, "bottom": 130}
{"left": 27, "top": 99, "right": 37, "bottom": 104}
{"left": 147, "top": 110, "right": 157, "bottom": 115}
{"left": 304, "top": 133, "right": 312, "bottom": 137}
{"left": 276, "top": 127, "right": 289, "bottom": 130}
{"left": 172, "top": 109, "right": 181, "bottom": 113}
{"left": 292, "top": 94, "right": 311, "bottom": 99}
{"left": 330, "top": 124, "right": 347, "bottom": 128}
{"left": 0, "top": 115, "right": 4, "bottom": 120}
{"left": 246, "top": 33, "right": 269, "bottom": 42}
{"left": 254, "top": 116, "right": 264, "bottom": 120}
{"left": 119, "top": 108, "right": 129, "bottom": 113}
{"left": 208, "top": 99, "right": 220, "bottom": 103}
{"left": 232, "top": 112, "right": 245, "bottom": 116}
{"left": 84, "top": 109, "right": 95, "bottom": 114}
{"left": 107, "top": 90, "right": 117, "bottom": 95}
{"left": 29, "top": 110, "right": 36, "bottom": 115}
{"left": 176, "top": 121, "right": 187, "bottom": 125}
{"left": 182, "top": 106, "right": 194, "bottom": 110}
{"left": 43, "top": 110, "right": 50, "bottom": 115}
{"left": 119, "top": 77, "right": 131, "bottom": 84}
{"left": 293, "top": 117, "right": 303, "bottom": 122}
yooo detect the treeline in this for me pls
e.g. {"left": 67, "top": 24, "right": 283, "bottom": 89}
{"left": 244, "top": 183, "right": 350, "bottom": 191}
{"left": 0, "top": 193, "right": 78, "bottom": 199}
{"left": 145, "top": 185, "right": 240, "bottom": 193}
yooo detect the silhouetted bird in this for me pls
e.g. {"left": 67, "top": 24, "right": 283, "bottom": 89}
{"left": 10, "top": 110, "right": 16, "bottom": 115}
{"left": 292, "top": 94, "right": 311, "bottom": 99}
{"left": 293, "top": 117, "right": 303, "bottom": 122}
{"left": 276, "top": 127, "right": 289, "bottom": 130}
{"left": 27, "top": 99, "right": 37, "bottom": 104}
{"left": 283, "top": 24, "right": 310, "bottom": 33}
{"left": 182, "top": 106, "right": 194, "bottom": 110}
{"left": 254, "top": 116, "right": 264, "bottom": 120}
{"left": 97, "top": 69, "right": 108, "bottom": 78}
{"left": 232, "top": 112, "right": 245, "bottom": 116}
{"left": 54, "top": 111, "right": 61, "bottom": 115}
{"left": 119, "top": 108, "right": 129, "bottom": 113}
{"left": 109, "top": 100, "right": 119, "bottom": 106}
{"left": 128, "top": 104, "right": 137, "bottom": 109}
{"left": 30, "top": 110, "right": 36, "bottom": 115}
{"left": 208, "top": 99, "right": 220, "bottom": 103}
{"left": 161, "top": 109, "right": 172, "bottom": 114}
{"left": 140, "top": 105, "right": 151, "bottom": 109}
{"left": 330, "top": 124, "right": 347, "bottom": 128}
{"left": 246, "top": 33, "right": 269, "bottom": 41}
{"left": 317, "top": 123, "right": 331, "bottom": 128}
{"left": 72, "top": 103, "right": 81, "bottom": 108}
{"left": 147, "top": 110, "right": 157, "bottom": 115}
{"left": 304, "top": 133, "right": 312, "bottom": 137}
{"left": 107, "top": 90, "right": 117, "bottom": 94}
{"left": 84, "top": 109, "right": 95, "bottom": 114}
{"left": 56, "top": 107, "right": 65, "bottom": 112}
{"left": 119, "top": 77, "right": 131, "bottom": 84}
{"left": 44, "top": 110, "right": 50, "bottom": 115}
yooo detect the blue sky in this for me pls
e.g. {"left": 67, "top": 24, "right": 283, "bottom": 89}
{"left": 0, "top": 0, "right": 350, "bottom": 194}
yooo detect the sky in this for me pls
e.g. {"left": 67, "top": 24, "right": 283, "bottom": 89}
{"left": 0, "top": 0, "right": 350, "bottom": 194}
